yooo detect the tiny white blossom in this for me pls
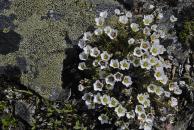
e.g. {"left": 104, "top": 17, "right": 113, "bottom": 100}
{"left": 100, "top": 11, "right": 108, "bottom": 18}
{"left": 98, "top": 60, "right": 108, "bottom": 69}
{"left": 92, "top": 59, "right": 99, "bottom": 67}
{"left": 94, "top": 28, "right": 103, "bottom": 35}
{"left": 135, "top": 105, "right": 145, "bottom": 115}
{"left": 115, "top": 105, "right": 126, "bottom": 117}
{"left": 170, "top": 15, "right": 177, "bottom": 22}
{"left": 140, "top": 58, "right": 152, "bottom": 70}
{"left": 101, "top": 94, "right": 111, "bottom": 105}
{"left": 149, "top": 56, "right": 158, "bottom": 66}
{"left": 100, "top": 51, "right": 111, "bottom": 61}
{"left": 137, "top": 93, "right": 147, "bottom": 104}
{"left": 132, "top": 57, "right": 140, "bottom": 67}
{"left": 83, "top": 45, "right": 92, "bottom": 54}
{"left": 78, "top": 84, "right": 85, "bottom": 91}
{"left": 109, "top": 97, "right": 119, "bottom": 108}
{"left": 78, "top": 39, "right": 86, "bottom": 49}
{"left": 130, "top": 23, "right": 139, "bottom": 32}
{"left": 158, "top": 29, "right": 166, "bottom": 38}
{"left": 154, "top": 86, "right": 164, "bottom": 96}
{"left": 120, "top": 59, "right": 130, "bottom": 70}
{"left": 105, "top": 74, "right": 116, "bottom": 86}
{"left": 157, "top": 13, "right": 163, "bottom": 20}
{"left": 93, "top": 80, "right": 103, "bottom": 91}
{"left": 143, "top": 99, "right": 151, "bottom": 108}
{"left": 126, "top": 11, "right": 132, "bottom": 18}
{"left": 110, "top": 59, "right": 120, "bottom": 69}
{"left": 122, "top": 76, "right": 132, "bottom": 87}
{"left": 95, "top": 17, "right": 105, "bottom": 26}
{"left": 138, "top": 112, "right": 147, "bottom": 121}
{"left": 114, "top": 9, "right": 121, "bottom": 15}
{"left": 144, "top": 123, "right": 153, "bottom": 130}
{"left": 154, "top": 68, "right": 165, "bottom": 80}
{"left": 98, "top": 114, "right": 109, "bottom": 124}
{"left": 151, "top": 24, "right": 157, "bottom": 32}
{"left": 164, "top": 91, "right": 171, "bottom": 98}
{"left": 133, "top": 47, "right": 143, "bottom": 57}
{"left": 159, "top": 75, "right": 168, "bottom": 85}
{"left": 143, "top": 15, "right": 154, "bottom": 25}
{"left": 126, "top": 110, "right": 135, "bottom": 119}
{"left": 119, "top": 15, "right": 128, "bottom": 24}
{"left": 174, "top": 87, "right": 182, "bottom": 95}
{"left": 83, "top": 32, "right": 92, "bottom": 41}
{"left": 107, "top": 28, "right": 118, "bottom": 39}
{"left": 104, "top": 26, "right": 112, "bottom": 34}
{"left": 79, "top": 51, "right": 88, "bottom": 61}
{"left": 128, "top": 38, "right": 135, "bottom": 45}
{"left": 147, "top": 84, "right": 157, "bottom": 93}
{"left": 93, "top": 93, "right": 102, "bottom": 104}
{"left": 140, "top": 41, "right": 150, "bottom": 51}
{"left": 170, "top": 97, "right": 178, "bottom": 107}
{"left": 90, "top": 47, "right": 100, "bottom": 57}
{"left": 143, "top": 26, "right": 151, "bottom": 36}
{"left": 114, "top": 72, "right": 123, "bottom": 82}
{"left": 78, "top": 62, "right": 87, "bottom": 70}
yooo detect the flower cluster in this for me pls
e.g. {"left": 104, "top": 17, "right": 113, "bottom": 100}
{"left": 77, "top": 7, "right": 187, "bottom": 130}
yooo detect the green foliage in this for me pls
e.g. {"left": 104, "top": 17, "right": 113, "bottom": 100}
{"left": 179, "top": 21, "right": 194, "bottom": 44}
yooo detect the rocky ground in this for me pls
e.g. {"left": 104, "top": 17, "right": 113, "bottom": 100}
{"left": 0, "top": 0, "right": 193, "bottom": 129}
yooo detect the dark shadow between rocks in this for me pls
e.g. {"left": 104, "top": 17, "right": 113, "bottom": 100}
{"left": 0, "top": 30, "right": 21, "bottom": 55}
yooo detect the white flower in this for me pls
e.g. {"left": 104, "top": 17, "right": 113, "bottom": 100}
{"left": 83, "top": 45, "right": 92, "bottom": 54}
{"left": 115, "top": 105, "right": 126, "bottom": 117}
{"left": 138, "top": 112, "right": 147, "bottom": 121}
{"left": 110, "top": 59, "right": 120, "bottom": 69}
{"left": 78, "top": 62, "right": 87, "bottom": 70}
{"left": 105, "top": 74, "right": 116, "bottom": 86}
{"left": 119, "top": 15, "right": 128, "bottom": 24}
{"left": 122, "top": 76, "right": 132, "bottom": 87}
{"left": 169, "top": 82, "right": 178, "bottom": 91}
{"left": 78, "top": 84, "right": 85, "bottom": 91}
{"left": 154, "top": 68, "right": 165, "bottom": 80}
{"left": 114, "top": 9, "right": 121, "bottom": 15}
{"left": 164, "top": 91, "right": 171, "bottom": 98}
{"left": 158, "top": 29, "right": 166, "bottom": 38}
{"left": 154, "top": 86, "right": 164, "bottom": 96}
{"left": 170, "top": 97, "right": 178, "bottom": 107}
{"left": 135, "top": 105, "right": 145, "bottom": 115}
{"left": 126, "top": 11, "right": 132, "bottom": 18}
{"left": 98, "top": 114, "right": 109, "bottom": 124}
{"left": 109, "top": 97, "right": 119, "bottom": 108}
{"left": 140, "top": 41, "right": 150, "bottom": 51}
{"left": 149, "top": 56, "right": 158, "bottom": 66}
{"left": 114, "top": 72, "right": 123, "bottom": 82}
{"left": 143, "top": 15, "right": 154, "bottom": 25}
{"left": 144, "top": 123, "right": 153, "bottom": 130}
{"left": 92, "top": 59, "right": 99, "bottom": 67}
{"left": 126, "top": 110, "right": 135, "bottom": 119}
{"left": 159, "top": 75, "right": 168, "bottom": 85}
{"left": 170, "top": 15, "right": 177, "bottom": 22}
{"left": 93, "top": 80, "right": 103, "bottom": 91}
{"left": 137, "top": 93, "right": 147, "bottom": 104}
{"left": 98, "top": 60, "right": 108, "bottom": 69}
{"left": 140, "top": 58, "right": 152, "bottom": 70}
{"left": 104, "top": 26, "right": 112, "bottom": 34}
{"left": 133, "top": 47, "right": 143, "bottom": 57}
{"left": 120, "top": 59, "right": 130, "bottom": 70}
{"left": 143, "top": 99, "right": 151, "bottom": 108}
{"left": 151, "top": 24, "right": 157, "bottom": 32}
{"left": 101, "top": 94, "right": 111, "bottom": 105}
{"left": 149, "top": 4, "right": 155, "bottom": 9}
{"left": 94, "top": 28, "right": 103, "bottom": 35}
{"left": 100, "top": 11, "right": 108, "bottom": 18}
{"left": 174, "top": 87, "right": 182, "bottom": 95}
{"left": 93, "top": 93, "right": 102, "bottom": 104}
{"left": 95, "top": 17, "right": 105, "bottom": 26}
{"left": 100, "top": 51, "right": 111, "bottom": 61}
{"left": 150, "top": 44, "right": 166, "bottom": 56}
{"left": 79, "top": 51, "right": 88, "bottom": 61}
{"left": 78, "top": 39, "right": 86, "bottom": 49}
{"left": 130, "top": 23, "right": 139, "bottom": 32}
{"left": 132, "top": 57, "right": 140, "bottom": 67}
{"left": 105, "top": 84, "right": 114, "bottom": 90}
{"left": 107, "top": 28, "right": 118, "bottom": 39}
{"left": 143, "top": 26, "right": 151, "bottom": 36}
{"left": 83, "top": 32, "right": 92, "bottom": 41}
{"left": 147, "top": 84, "right": 157, "bottom": 93}
{"left": 157, "top": 13, "right": 163, "bottom": 20}
{"left": 150, "top": 33, "right": 160, "bottom": 42}
{"left": 128, "top": 38, "right": 135, "bottom": 45}
{"left": 82, "top": 92, "right": 93, "bottom": 105}
{"left": 90, "top": 47, "right": 100, "bottom": 57}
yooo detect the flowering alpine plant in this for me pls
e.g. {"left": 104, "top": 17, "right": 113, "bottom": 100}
{"left": 77, "top": 8, "right": 191, "bottom": 130}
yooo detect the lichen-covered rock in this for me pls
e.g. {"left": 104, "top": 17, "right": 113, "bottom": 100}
{"left": 0, "top": 0, "right": 121, "bottom": 99}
